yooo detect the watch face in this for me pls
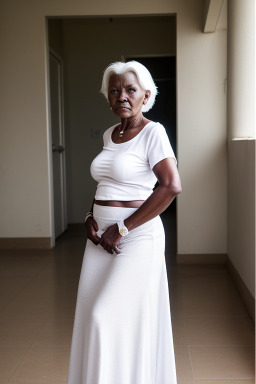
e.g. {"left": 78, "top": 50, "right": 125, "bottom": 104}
{"left": 119, "top": 227, "right": 128, "bottom": 236}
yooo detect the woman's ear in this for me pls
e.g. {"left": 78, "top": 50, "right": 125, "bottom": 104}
{"left": 143, "top": 90, "right": 151, "bottom": 104}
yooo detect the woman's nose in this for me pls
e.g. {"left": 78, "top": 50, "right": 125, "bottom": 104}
{"left": 118, "top": 90, "right": 127, "bottom": 101}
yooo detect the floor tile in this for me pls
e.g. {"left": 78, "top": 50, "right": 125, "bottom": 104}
{"left": 10, "top": 347, "right": 70, "bottom": 382}
{"left": 174, "top": 346, "right": 194, "bottom": 379}
{"left": 33, "top": 319, "right": 74, "bottom": 347}
{"left": 0, "top": 295, "right": 57, "bottom": 320}
{"left": 185, "top": 316, "right": 255, "bottom": 346}
{"left": 0, "top": 219, "right": 255, "bottom": 383}
{"left": 172, "top": 317, "right": 188, "bottom": 345}
{"left": 53, "top": 297, "right": 76, "bottom": 319}
{"left": 0, "top": 319, "right": 44, "bottom": 347}
{"left": 0, "top": 276, "right": 29, "bottom": 310}
{"left": 170, "top": 288, "right": 184, "bottom": 318}
{"left": 0, "top": 251, "right": 50, "bottom": 278}
{"left": 190, "top": 346, "right": 255, "bottom": 379}
{"left": 9, "top": 382, "right": 67, "bottom": 384}
{"left": 194, "top": 380, "right": 255, "bottom": 384}
{"left": 180, "top": 278, "right": 248, "bottom": 317}
{"left": 0, "top": 348, "right": 27, "bottom": 381}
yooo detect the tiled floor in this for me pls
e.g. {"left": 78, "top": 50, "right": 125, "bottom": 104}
{"left": 0, "top": 211, "right": 254, "bottom": 384}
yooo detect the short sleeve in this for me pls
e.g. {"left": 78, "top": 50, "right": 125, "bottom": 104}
{"left": 103, "top": 124, "right": 118, "bottom": 146}
{"left": 103, "top": 128, "right": 108, "bottom": 146}
{"left": 147, "top": 124, "right": 176, "bottom": 169}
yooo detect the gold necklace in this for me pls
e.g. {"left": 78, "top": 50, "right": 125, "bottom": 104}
{"left": 119, "top": 127, "right": 125, "bottom": 138}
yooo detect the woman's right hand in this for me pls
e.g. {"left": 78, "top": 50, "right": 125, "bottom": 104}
{"left": 85, "top": 217, "right": 101, "bottom": 245}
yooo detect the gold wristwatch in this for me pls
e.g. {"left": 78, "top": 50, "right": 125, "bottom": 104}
{"left": 117, "top": 220, "right": 129, "bottom": 236}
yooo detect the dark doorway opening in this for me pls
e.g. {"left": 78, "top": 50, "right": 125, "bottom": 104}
{"left": 126, "top": 56, "right": 177, "bottom": 263}
{"left": 48, "top": 16, "right": 177, "bottom": 261}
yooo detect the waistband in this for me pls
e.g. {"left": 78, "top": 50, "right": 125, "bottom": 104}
{"left": 93, "top": 204, "right": 137, "bottom": 221}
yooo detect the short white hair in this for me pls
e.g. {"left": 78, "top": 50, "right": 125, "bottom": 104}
{"left": 100, "top": 61, "right": 158, "bottom": 113}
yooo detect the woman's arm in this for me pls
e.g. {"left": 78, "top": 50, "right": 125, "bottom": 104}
{"left": 124, "top": 157, "right": 181, "bottom": 230}
{"left": 99, "top": 157, "right": 182, "bottom": 254}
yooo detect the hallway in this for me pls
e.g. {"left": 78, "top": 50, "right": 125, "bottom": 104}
{"left": 0, "top": 219, "right": 254, "bottom": 383}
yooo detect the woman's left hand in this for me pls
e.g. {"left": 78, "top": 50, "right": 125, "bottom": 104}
{"left": 99, "top": 224, "right": 122, "bottom": 254}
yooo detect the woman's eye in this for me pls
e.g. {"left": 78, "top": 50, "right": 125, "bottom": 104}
{"left": 111, "top": 89, "right": 118, "bottom": 94}
{"left": 128, "top": 88, "right": 135, "bottom": 93}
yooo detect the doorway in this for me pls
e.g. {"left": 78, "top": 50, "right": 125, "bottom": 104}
{"left": 47, "top": 16, "right": 177, "bottom": 251}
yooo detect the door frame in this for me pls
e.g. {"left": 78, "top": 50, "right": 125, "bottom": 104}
{"left": 47, "top": 49, "right": 67, "bottom": 245}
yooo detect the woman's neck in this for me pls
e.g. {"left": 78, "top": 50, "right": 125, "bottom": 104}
{"left": 120, "top": 114, "right": 146, "bottom": 131}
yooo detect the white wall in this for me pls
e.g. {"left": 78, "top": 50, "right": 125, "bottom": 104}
{"left": 0, "top": 0, "right": 227, "bottom": 257}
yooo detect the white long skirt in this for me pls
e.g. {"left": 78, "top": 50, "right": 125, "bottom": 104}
{"left": 67, "top": 205, "right": 177, "bottom": 384}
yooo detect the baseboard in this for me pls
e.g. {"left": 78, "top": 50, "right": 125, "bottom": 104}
{"left": 176, "top": 253, "right": 227, "bottom": 264}
{"left": 226, "top": 257, "right": 255, "bottom": 323}
{"left": 0, "top": 237, "right": 52, "bottom": 249}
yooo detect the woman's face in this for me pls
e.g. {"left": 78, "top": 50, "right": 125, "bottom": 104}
{"left": 108, "top": 71, "right": 150, "bottom": 119}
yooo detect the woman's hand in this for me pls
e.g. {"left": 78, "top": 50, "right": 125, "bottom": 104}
{"left": 85, "top": 217, "right": 101, "bottom": 245}
{"left": 99, "top": 224, "right": 122, "bottom": 254}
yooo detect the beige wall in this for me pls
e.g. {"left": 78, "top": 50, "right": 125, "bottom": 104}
{"left": 227, "top": 0, "right": 255, "bottom": 139}
{"left": 1, "top": 3, "right": 51, "bottom": 238}
{"left": 227, "top": 0, "right": 256, "bottom": 299}
{"left": 228, "top": 140, "right": 255, "bottom": 297}
{"left": 177, "top": 7, "right": 227, "bottom": 254}
{"left": 0, "top": 0, "right": 227, "bottom": 258}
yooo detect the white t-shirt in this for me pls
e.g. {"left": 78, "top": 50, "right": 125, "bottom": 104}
{"left": 90, "top": 121, "right": 176, "bottom": 201}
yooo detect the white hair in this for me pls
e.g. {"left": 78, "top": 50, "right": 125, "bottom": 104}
{"left": 100, "top": 61, "right": 158, "bottom": 113}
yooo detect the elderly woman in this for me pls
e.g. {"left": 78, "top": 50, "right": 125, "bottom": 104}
{"left": 67, "top": 61, "right": 181, "bottom": 384}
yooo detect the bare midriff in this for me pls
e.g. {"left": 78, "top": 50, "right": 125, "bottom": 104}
{"left": 94, "top": 200, "right": 145, "bottom": 208}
